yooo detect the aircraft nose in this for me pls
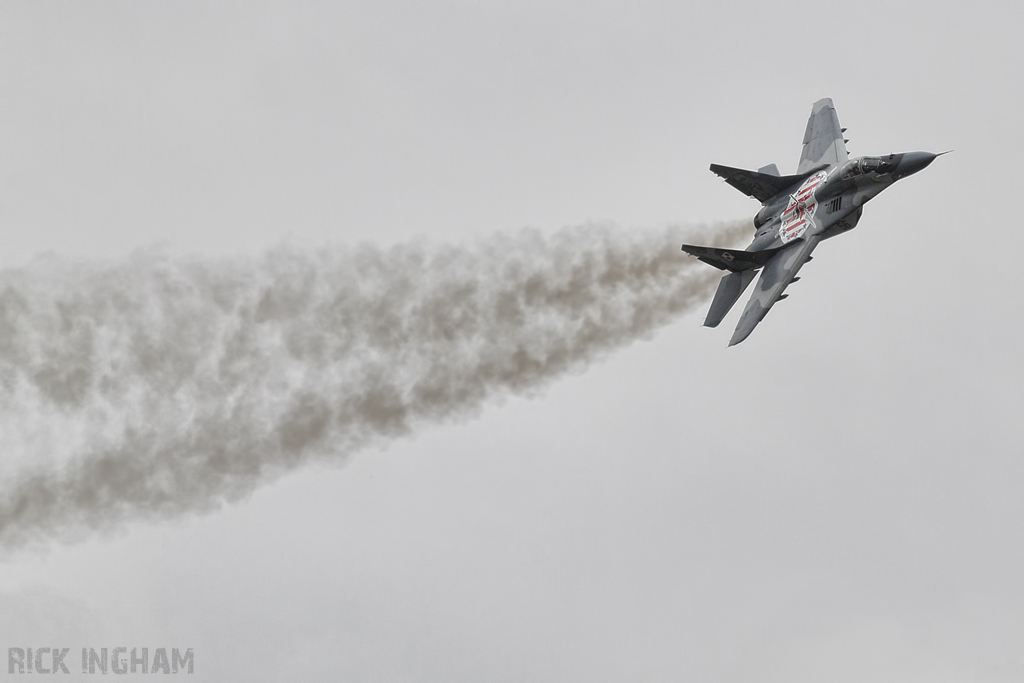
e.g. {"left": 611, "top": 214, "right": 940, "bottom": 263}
{"left": 896, "top": 151, "right": 938, "bottom": 177}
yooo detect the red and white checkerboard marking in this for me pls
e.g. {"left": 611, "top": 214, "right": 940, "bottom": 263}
{"left": 780, "top": 171, "right": 827, "bottom": 243}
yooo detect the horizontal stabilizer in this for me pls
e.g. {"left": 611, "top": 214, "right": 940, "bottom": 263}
{"left": 710, "top": 163, "right": 823, "bottom": 204}
{"left": 680, "top": 243, "right": 789, "bottom": 272}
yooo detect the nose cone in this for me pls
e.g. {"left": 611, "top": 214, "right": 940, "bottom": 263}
{"left": 896, "top": 151, "right": 938, "bottom": 177}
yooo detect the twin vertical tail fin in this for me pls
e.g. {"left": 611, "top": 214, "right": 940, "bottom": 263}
{"left": 703, "top": 271, "right": 758, "bottom": 328}
{"left": 679, "top": 243, "right": 790, "bottom": 329}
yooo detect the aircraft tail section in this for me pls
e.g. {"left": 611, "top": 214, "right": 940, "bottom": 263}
{"left": 680, "top": 244, "right": 787, "bottom": 272}
{"left": 704, "top": 270, "right": 758, "bottom": 328}
{"left": 710, "top": 164, "right": 824, "bottom": 204}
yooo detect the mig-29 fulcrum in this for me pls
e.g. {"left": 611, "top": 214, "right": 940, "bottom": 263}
{"left": 682, "top": 98, "right": 944, "bottom": 346}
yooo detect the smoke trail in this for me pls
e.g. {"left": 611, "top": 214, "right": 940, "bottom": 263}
{"left": 0, "top": 221, "right": 748, "bottom": 549}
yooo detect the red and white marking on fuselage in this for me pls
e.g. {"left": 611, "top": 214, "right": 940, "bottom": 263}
{"left": 780, "top": 171, "right": 827, "bottom": 243}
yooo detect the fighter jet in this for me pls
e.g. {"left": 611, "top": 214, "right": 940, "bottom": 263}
{"left": 682, "top": 98, "right": 943, "bottom": 346}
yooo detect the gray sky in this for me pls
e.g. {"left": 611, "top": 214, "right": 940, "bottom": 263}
{"left": 0, "top": 1, "right": 1022, "bottom": 681}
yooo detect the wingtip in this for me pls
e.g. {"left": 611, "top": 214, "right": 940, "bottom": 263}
{"left": 728, "top": 315, "right": 758, "bottom": 347}
{"left": 727, "top": 331, "right": 749, "bottom": 347}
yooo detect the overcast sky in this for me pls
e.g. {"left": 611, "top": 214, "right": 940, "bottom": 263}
{"left": 0, "top": 1, "right": 1022, "bottom": 681}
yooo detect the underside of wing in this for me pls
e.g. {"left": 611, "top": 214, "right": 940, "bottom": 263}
{"left": 729, "top": 236, "right": 820, "bottom": 346}
{"left": 796, "top": 98, "right": 849, "bottom": 174}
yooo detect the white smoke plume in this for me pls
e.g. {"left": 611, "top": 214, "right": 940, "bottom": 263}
{"left": 0, "top": 221, "right": 748, "bottom": 549}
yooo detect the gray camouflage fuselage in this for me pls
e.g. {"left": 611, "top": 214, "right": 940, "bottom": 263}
{"left": 682, "top": 98, "right": 941, "bottom": 345}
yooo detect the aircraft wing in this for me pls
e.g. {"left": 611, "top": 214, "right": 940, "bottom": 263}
{"left": 729, "top": 236, "right": 820, "bottom": 346}
{"left": 796, "top": 98, "right": 849, "bottom": 174}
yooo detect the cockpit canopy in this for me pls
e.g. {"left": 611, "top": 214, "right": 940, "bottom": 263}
{"left": 840, "top": 154, "right": 899, "bottom": 179}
